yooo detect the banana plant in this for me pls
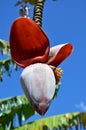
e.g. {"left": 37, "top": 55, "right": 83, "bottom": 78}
{"left": 0, "top": 1, "right": 82, "bottom": 130}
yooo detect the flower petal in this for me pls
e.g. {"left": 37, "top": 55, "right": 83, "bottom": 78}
{"left": 20, "top": 63, "right": 56, "bottom": 115}
{"left": 10, "top": 17, "right": 50, "bottom": 68}
{"left": 47, "top": 43, "right": 73, "bottom": 67}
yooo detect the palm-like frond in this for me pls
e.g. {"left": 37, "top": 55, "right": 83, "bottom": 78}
{"left": 0, "top": 39, "right": 18, "bottom": 81}
{"left": 0, "top": 95, "right": 35, "bottom": 129}
{"left": 0, "top": 39, "right": 10, "bottom": 55}
{"left": 14, "top": 112, "right": 86, "bottom": 130}
{"left": 0, "top": 95, "right": 86, "bottom": 130}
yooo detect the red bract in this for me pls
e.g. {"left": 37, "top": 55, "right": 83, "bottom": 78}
{"left": 10, "top": 17, "right": 73, "bottom": 68}
{"left": 47, "top": 43, "right": 73, "bottom": 67}
{"left": 10, "top": 17, "right": 50, "bottom": 68}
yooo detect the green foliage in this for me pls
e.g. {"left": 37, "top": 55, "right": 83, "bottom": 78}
{"left": 0, "top": 39, "right": 10, "bottom": 55}
{"left": 14, "top": 112, "right": 86, "bottom": 130}
{"left": 0, "top": 58, "right": 18, "bottom": 81}
{"left": 0, "top": 95, "right": 86, "bottom": 130}
{"left": 0, "top": 96, "right": 86, "bottom": 130}
{"left": 0, "top": 95, "right": 35, "bottom": 129}
{"left": 0, "top": 39, "right": 18, "bottom": 81}
{"left": 27, "top": 0, "right": 36, "bottom": 4}
{"left": 53, "top": 82, "right": 61, "bottom": 99}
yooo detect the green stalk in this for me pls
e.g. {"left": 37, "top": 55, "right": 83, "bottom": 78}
{"left": 33, "top": 0, "right": 45, "bottom": 27}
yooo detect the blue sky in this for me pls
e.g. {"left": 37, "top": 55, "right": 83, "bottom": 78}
{"left": 0, "top": 0, "right": 86, "bottom": 121}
